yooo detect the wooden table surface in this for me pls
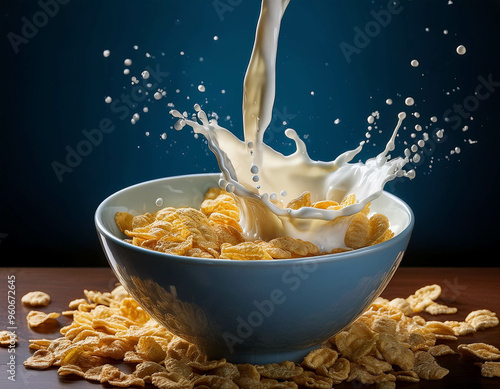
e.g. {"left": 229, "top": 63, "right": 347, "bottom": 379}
{"left": 0, "top": 267, "right": 499, "bottom": 388}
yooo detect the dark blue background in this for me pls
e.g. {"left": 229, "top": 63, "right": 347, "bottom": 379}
{"left": 1, "top": 0, "right": 499, "bottom": 266}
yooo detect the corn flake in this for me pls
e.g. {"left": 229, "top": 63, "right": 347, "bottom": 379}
{"left": 21, "top": 291, "right": 51, "bottom": 307}
{"left": 465, "top": 309, "right": 499, "bottom": 331}
{"left": 27, "top": 311, "right": 60, "bottom": 328}
{"left": 302, "top": 348, "right": 338, "bottom": 370}
{"left": 0, "top": 330, "right": 16, "bottom": 347}
{"left": 256, "top": 361, "right": 303, "bottom": 380}
{"left": 480, "top": 361, "right": 500, "bottom": 378}
{"left": 23, "top": 349, "right": 55, "bottom": 369}
{"left": 220, "top": 242, "right": 273, "bottom": 261}
{"left": 413, "top": 351, "right": 449, "bottom": 380}
{"left": 457, "top": 343, "right": 500, "bottom": 361}
{"left": 286, "top": 191, "right": 311, "bottom": 210}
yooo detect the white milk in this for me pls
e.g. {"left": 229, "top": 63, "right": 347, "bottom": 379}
{"left": 170, "top": 0, "right": 415, "bottom": 251}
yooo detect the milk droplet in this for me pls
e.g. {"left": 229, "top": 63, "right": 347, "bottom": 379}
{"left": 430, "top": 116, "right": 437, "bottom": 122}
{"left": 143, "top": 107, "right": 149, "bottom": 113}
{"left": 123, "top": 69, "right": 130, "bottom": 75}
{"left": 174, "top": 119, "right": 186, "bottom": 131}
{"left": 141, "top": 70, "right": 150, "bottom": 79}
{"left": 145, "top": 131, "right": 150, "bottom": 136}
{"left": 405, "top": 97, "right": 415, "bottom": 106}
{"left": 411, "top": 59, "right": 419, "bottom": 67}
{"left": 198, "top": 84, "right": 206, "bottom": 92}
{"left": 436, "top": 129, "right": 444, "bottom": 138}
{"left": 310, "top": 91, "right": 315, "bottom": 96}
{"left": 386, "top": 98, "right": 393, "bottom": 105}
{"left": 104, "top": 96, "right": 112, "bottom": 103}
{"left": 413, "top": 154, "right": 421, "bottom": 163}
{"left": 124, "top": 59, "right": 132, "bottom": 66}
{"left": 155, "top": 198, "right": 164, "bottom": 207}
{"left": 250, "top": 164, "right": 259, "bottom": 174}
{"left": 415, "top": 124, "right": 422, "bottom": 131}
{"left": 252, "top": 175, "right": 259, "bottom": 182}
{"left": 443, "top": 29, "right": 448, "bottom": 35}
{"left": 462, "top": 125, "right": 469, "bottom": 132}
{"left": 367, "top": 115, "right": 375, "bottom": 124}
{"left": 103, "top": 50, "right": 110, "bottom": 57}
{"left": 406, "top": 169, "right": 416, "bottom": 179}
{"left": 213, "top": 35, "right": 219, "bottom": 41}
{"left": 454, "top": 146, "right": 461, "bottom": 154}
{"left": 133, "top": 113, "right": 140, "bottom": 121}
{"left": 456, "top": 45, "right": 466, "bottom": 55}
{"left": 161, "top": 133, "right": 167, "bottom": 140}
{"left": 334, "top": 118, "right": 341, "bottom": 124}
{"left": 154, "top": 91, "right": 162, "bottom": 100}
{"left": 280, "top": 191, "right": 287, "bottom": 197}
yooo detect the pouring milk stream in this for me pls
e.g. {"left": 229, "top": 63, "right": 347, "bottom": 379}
{"left": 171, "top": 0, "right": 414, "bottom": 251}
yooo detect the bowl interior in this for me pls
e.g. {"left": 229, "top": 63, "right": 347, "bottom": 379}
{"left": 97, "top": 173, "right": 413, "bottom": 249}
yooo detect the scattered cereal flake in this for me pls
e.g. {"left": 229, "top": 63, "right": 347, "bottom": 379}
{"left": 394, "top": 370, "right": 420, "bottom": 383}
{"left": 465, "top": 309, "right": 499, "bottom": 331}
{"left": 256, "top": 361, "right": 303, "bottom": 380}
{"left": 23, "top": 350, "right": 56, "bottom": 370}
{"left": 0, "top": 330, "right": 17, "bottom": 346}
{"left": 347, "top": 362, "right": 396, "bottom": 385}
{"left": 428, "top": 344, "right": 456, "bottom": 357}
{"left": 293, "top": 370, "right": 334, "bottom": 388}
{"left": 458, "top": 343, "right": 500, "bottom": 361}
{"left": 425, "top": 321, "right": 456, "bottom": 336}
{"left": 68, "top": 298, "right": 88, "bottom": 310}
{"left": 413, "top": 351, "right": 449, "bottom": 380}
{"left": 480, "top": 361, "right": 500, "bottom": 378}
{"left": 377, "top": 332, "right": 415, "bottom": 370}
{"left": 444, "top": 320, "right": 476, "bottom": 336}
{"left": 425, "top": 302, "right": 458, "bottom": 315}
{"left": 21, "top": 291, "right": 51, "bottom": 307}
{"left": 316, "top": 357, "right": 350, "bottom": 384}
{"left": 388, "top": 298, "right": 413, "bottom": 316}
{"left": 27, "top": 311, "right": 60, "bottom": 328}
{"left": 302, "top": 348, "right": 338, "bottom": 370}
{"left": 406, "top": 284, "right": 441, "bottom": 313}
{"left": 193, "top": 374, "right": 238, "bottom": 389}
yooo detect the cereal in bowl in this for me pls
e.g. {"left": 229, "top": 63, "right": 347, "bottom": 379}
{"left": 114, "top": 188, "right": 395, "bottom": 260}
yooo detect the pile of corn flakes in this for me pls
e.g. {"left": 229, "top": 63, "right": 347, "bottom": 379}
{"left": 114, "top": 188, "right": 394, "bottom": 260}
{"left": 16, "top": 283, "right": 499, "bottom": 388}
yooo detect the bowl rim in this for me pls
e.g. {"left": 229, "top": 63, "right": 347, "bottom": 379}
{"left": 95, "top": 173, "right": 414, "bottom": 268}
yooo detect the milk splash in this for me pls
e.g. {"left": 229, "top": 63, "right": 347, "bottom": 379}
{"left": 171, "top": 0, "right": 414, "bottom": 251}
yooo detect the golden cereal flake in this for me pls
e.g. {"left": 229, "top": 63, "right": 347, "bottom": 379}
{"left": 465, "top": 309, "right": 499, "bottom": 331}
{"left": 27, "top": 311, "right": 60, "bottom": 328}
{"left": 457, "top": 343, "right": 500, "bottom": 361}
{"left": 21, "top": 291, "right": 51, "bottom": 307}
{"left": 480, "top": 361, "right": 500, "bottom": 378}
